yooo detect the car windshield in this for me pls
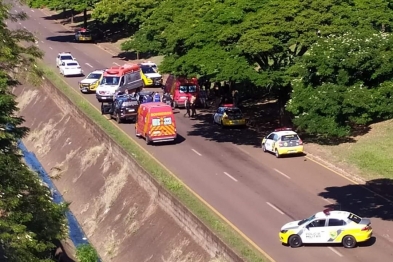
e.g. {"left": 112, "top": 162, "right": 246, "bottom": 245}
{"left": 87, "top": 73, "right": 102, "bottom": 79}
{"left": 348, "top": 213, "right": 362, "bottom": 223}
{"left": 298, "top": 214, "right": 316, "bottom": 226}
{"left": 66, "top": 62, "right": 78, "bottom": 66}
{"left": 79, "top": 31, "right": 91, "bottom": 36}
{"left": 141, "top": 66, "right": 156, "bottom": 74}
{"left": 179, "top": 85, "right": 197, "bottom": 93}
{"left": 61, "top": 55, "right": 73, "bottom": 60}
{"left": 281, "top": 134, "right": 300, "bottom": 141}
{"left": 102, "top": 76, "right": 120, "bottom": 85}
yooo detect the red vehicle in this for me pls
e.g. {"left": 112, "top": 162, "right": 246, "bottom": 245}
{"left": 135, "top": 102, "right": 177, "bottom": 145}
{"left": 164, "top": 75, "right": 200, "bottom": 108}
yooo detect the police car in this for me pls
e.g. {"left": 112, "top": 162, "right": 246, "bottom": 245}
{"left": 79, "top": 69, "right": 105, "bottom": 93}
{"left": 279, "top": 209, "right": 372, "bottom": 248}
{"left": 261, "top": 128, "right": 304, "bottom": 158}
{"left": 56, "top": 52, "right": 76, "bottom": 67}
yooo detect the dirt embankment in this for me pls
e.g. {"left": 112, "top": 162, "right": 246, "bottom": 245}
{"left": 14, "top": 83, "right": 214, "bottom": 262}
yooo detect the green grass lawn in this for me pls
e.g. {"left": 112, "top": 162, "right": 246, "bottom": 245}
{"left": 308, "top": 120, "right": 393, "bottom": 181}
{"left": 38, "top": 62, "right": 271, "bottom": 262}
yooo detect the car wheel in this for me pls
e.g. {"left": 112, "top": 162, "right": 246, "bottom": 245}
{"left": 289, "top": 235, "right": 302, "bottom": 248}
{"left": 116, "top": 113, "right": 121, "bottom": 124}
{"left": 135, "top": 127, "right": 140, "bottom": 137}
{"left": 342, "top": 235, "right": 357, "bottom": 248}
{"left": 262, "top": 143, "right": 267, "bottom": 152}
{"left": 275, "top": 149, "right": 280, "bottom": 158}
{"left": 100, "top": 104, "right": 104, "bottom": 115}
{"left": 145, "top": 135, "right": 151, "bottom": 145}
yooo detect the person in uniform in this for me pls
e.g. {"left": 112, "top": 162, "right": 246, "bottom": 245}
{"left": 190, "top": 94, "right": 197, "bottom": 117}
{"left": 153, "top": 92, "right": 161, "bottom": 102}
{"left": 184, "top": 97, "right": 191, "bottom": 117}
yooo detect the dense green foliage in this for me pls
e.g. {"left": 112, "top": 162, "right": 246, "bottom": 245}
{"left": 76, "top": 244, "right": 99, "bottom": 262}
{"left": 23, "top": 0, "right": 393, "bottom": 137}
{"left": 0, "top": 1, "right": 67, "bottom": 261}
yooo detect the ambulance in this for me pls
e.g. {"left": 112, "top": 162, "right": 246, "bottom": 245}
{"left": 95, "top": 64, "right": 143, "bottom": 102}
{"left": 135, "top": 102, "right": 177, "bottom": 145}
{"left": 164, "top": 75, "right": 200, "bottom": 108}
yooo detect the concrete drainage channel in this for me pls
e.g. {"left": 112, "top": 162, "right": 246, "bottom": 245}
{"left": 19, "top": 141, "right": 100, "bottom": 262}
{"left": 14, "top": 75, "right": 254, "bottom": 261}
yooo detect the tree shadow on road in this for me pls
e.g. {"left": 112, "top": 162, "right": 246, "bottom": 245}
{"left": 46, "top": 35, "right": 74, "bottom": 43}
{"left": 319, "top": 178, "right": 393, "bottom": 221}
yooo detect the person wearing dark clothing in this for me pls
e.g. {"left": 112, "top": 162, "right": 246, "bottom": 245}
{"left": 233, "top": 90, "right": 239, "bottom": 107}
{"left": 184, "top": 97, "right": 191, "bottom": 117}
{"left": 191, "top": 95, "right": 197, "bottom": 117}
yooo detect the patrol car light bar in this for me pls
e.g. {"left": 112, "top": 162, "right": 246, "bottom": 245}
{"left": 275, "top": 127, "right": 292, "bottom": 131}
{"left": 323, "top": 208, "right": 333, "bottom": 215}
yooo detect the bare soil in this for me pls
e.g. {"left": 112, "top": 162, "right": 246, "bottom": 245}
{"left": 15, "top": 84, "right": 211, "bottom": 262}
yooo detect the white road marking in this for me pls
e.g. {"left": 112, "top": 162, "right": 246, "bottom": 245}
{"left": 328, "top": 247, "right": 343, "bottom": 257}
{"left": 18, "top": 22, "right": 21, "bottom": 25}
{"left": 113, "top": 62, "right": 120, "bottom": 66}
{"left": 266, "top": 202, "right": 285, "bottom": 215}
{"left": 49, "top": 47, "right": 53, "bottom": 50}
{"left": 191, "top": 149, "right": 202, "bottom": 156}
{"left": 41, "top": 41, "right": 44, "bottom": 43}
{"left": 85, "top": 63, "right": 93, "bottom": 68}
{"left": 31, "top": 10, "right": 35, "bottom": 12}
{"left": 273, "top": 168, "right": 291, "bottom": 179}
{"left": 323, "top": 198, "right": 334, "bottom": 204}
{"left": 23, "top": 26, "right": 26, "bottom": 29}
{"left": 223, "top": 172, "right": 238, "bottom": 182}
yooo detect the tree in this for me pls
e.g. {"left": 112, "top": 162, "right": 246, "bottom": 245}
{"left": 287, "top": 32, "right": 393, "bottom": 137}
{"left": 1, "top": 2, "right": 68, "bottom": 261}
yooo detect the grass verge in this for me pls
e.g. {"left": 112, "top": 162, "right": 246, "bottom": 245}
{"left": 308, "top": 120, "right": 393, "bottom": 181}
{"left": 37, "top": 61, "right": 270, "bottom": 262}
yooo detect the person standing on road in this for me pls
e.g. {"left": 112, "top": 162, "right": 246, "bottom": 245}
{"left": 184, "top": 97, "right": 191, "bottom": 117}
{"left": 191, "top": 94, "right": 197, "bottom": 117}
{"left": 153, "top": 92, "right": 161, "bottom": 102}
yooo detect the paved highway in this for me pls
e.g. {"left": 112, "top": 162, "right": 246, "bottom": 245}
{"left": 8, "top": 4, "right": 393, "bottom": 262}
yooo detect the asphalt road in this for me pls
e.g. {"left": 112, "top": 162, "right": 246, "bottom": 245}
{"left": 8, "top": 4, "right": 393, "bottom": 262}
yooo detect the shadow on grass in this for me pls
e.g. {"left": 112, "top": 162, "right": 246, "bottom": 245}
{"left": 319, "top": 178, "right": 393, "bottom": 221}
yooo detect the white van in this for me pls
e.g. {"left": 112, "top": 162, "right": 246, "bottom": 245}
{"left": 95, "top": 64, "right": 143, "bottom": 102}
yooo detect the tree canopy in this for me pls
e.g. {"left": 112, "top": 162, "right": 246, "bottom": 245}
{"left": 1, "top": 1, "right": 67, "bottom": 261}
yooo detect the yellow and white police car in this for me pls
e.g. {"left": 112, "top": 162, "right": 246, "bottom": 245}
{"left": 261, "top": 128, "right": 303, "bottom": 158}
{"left": 79, "top": 69, "right": 105, "bottom": 93}
{"left": 279, "top": 209, "right": 372, "bottom": 248}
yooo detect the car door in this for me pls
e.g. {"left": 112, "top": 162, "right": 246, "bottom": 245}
{"left": 264, "top": 133, "right": 275, "bottom": 151}
{"left": 56, "top": 55, "right": 60, "bottom": 66}
{"left": 302, "top": 219, "right": 327, "bottom": 243}
{"left": 60, "top": 62, "right": 65, "bottom": 73}
{"left": 326, "top": 218, "right": 347, "bottom": 243}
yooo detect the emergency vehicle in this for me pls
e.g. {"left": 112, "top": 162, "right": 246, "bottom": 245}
{"left": 139, "top": 61, "right": 162, "bottom": 86}
{"left": 280, "top": 209, "right": 372, "bottom": 248}
{"left": 75, "top": 28, "right": 92, "bottom": 42}
{"left": 164, "top": 75, "right": 200, "bottom": 108}
{"left": 95, "top": 64, "right": 143, "bottom": 102}
{"left": 261, "top": 128, "right": 304, "bottom": 158}
{"left": 135, "top": 102, "right": 177, "bottom": 145}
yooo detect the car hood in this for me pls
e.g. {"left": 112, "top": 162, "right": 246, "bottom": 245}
{"left": 144, "top": 72, "right": 161, "bottom": 78}
{"left": 281, "top": 220, "right": 301, "bottom": 230}
{"left": 80, "top": 79, "right": 99, "bottom": 84}
{"left": 96, "top": 85, "right": 118, "bottom": 93}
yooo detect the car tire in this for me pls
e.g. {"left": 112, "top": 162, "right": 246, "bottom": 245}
{"left": 262, "top": 143, "right": 267, "bottom": 152}
{"left": 342, "top": 235, "right": 357, "bottom": 248}
{"left": 289, "top": 235, "right": 302, "bottom": 248}
{"left": 135, "top": 127, "right": 140, "bottom": 137}
{"left": 116, "top": 113, "right": 121, "bottom": 124}
{"left": 145, "top": 135, "right": 151, "bottom": 145}
{"left": 100, "top": 104, "right": 104, "bottom": 115}
{"left": 275, "top": 149, "right": 280, "bottom": 158}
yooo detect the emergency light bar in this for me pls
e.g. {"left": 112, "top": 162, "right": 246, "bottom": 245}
{"left": 275, "top": 127, "right": 292, "bottom": 131}
{"left": 323, "top": 208, "right": 333, "bottom": 215}
{"left": 223, "top": 104, "right": 234, "bottom": 107}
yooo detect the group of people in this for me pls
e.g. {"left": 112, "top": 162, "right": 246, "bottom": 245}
{"left": 184, "top": 94, "right": 197, "bottom": 118}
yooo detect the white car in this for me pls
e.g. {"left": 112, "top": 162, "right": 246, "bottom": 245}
{"left": 56, "top": 52, "right": 75, "bottom": 67}
{"left": 59, "top": 60, "right": 83, "bottom": 77}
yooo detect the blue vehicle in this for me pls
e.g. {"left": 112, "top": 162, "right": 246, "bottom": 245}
{"left": 136, "top": 90, "right": 155, "bottom": 104}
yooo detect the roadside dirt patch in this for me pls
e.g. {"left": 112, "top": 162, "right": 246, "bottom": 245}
{"left": 15, "top": 84, "right": 211, "bottom": 262}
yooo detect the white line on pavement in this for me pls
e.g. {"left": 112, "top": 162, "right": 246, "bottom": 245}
{"left": 18, "top": 22, "right": 21, "bottom": 25}
{"left": 328, "top": 247, "right": 343, "bottom": 257}
{"left": 273, "top": 168, "right": 291, "bottom": 179}
{"left": 223, "top": 172, "right": 238, "bottom": 182}
{"left": 266, "top": 202, "right": 285, "bottom": 215}
{"left": 85, "top": 63, "right": 93, "bottom": 68}
{"left": 41, "top": 41, "right": 44, "bottom": 43}
{"left": 49, "top": 47, "right": 53, "bottom": 50}
{"left": 31, "top": 10, "right": 35, "bottom": 12}
{"left": 113, "top": 62, "right": 120, "bottom": 66}
{"left": 191, "top": 149, "right": 202, "bottom": 156}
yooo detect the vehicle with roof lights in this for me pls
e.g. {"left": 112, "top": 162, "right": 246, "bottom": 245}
{"left": 95, "top": 64, "right": 143, "bottom": 102}
{"left": 75, "top": 28, "right": 93, "bottom": 42}
{"left": 56, "top": 52, "right": 76, "bottom": 67}
{"left": 139, "top": 61, "right": 162, "bottom": 87}
{"left": 79, "top": 69, "right": 105, "bottom": 93}
{"left": 279, "top": 209, "right": 373, "bottom": 248}
{"left": 213, "top": 104, "right": 246, "bottom": 127}
{"left": 261, "top": 128, "right": 304, "bottom": 158}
